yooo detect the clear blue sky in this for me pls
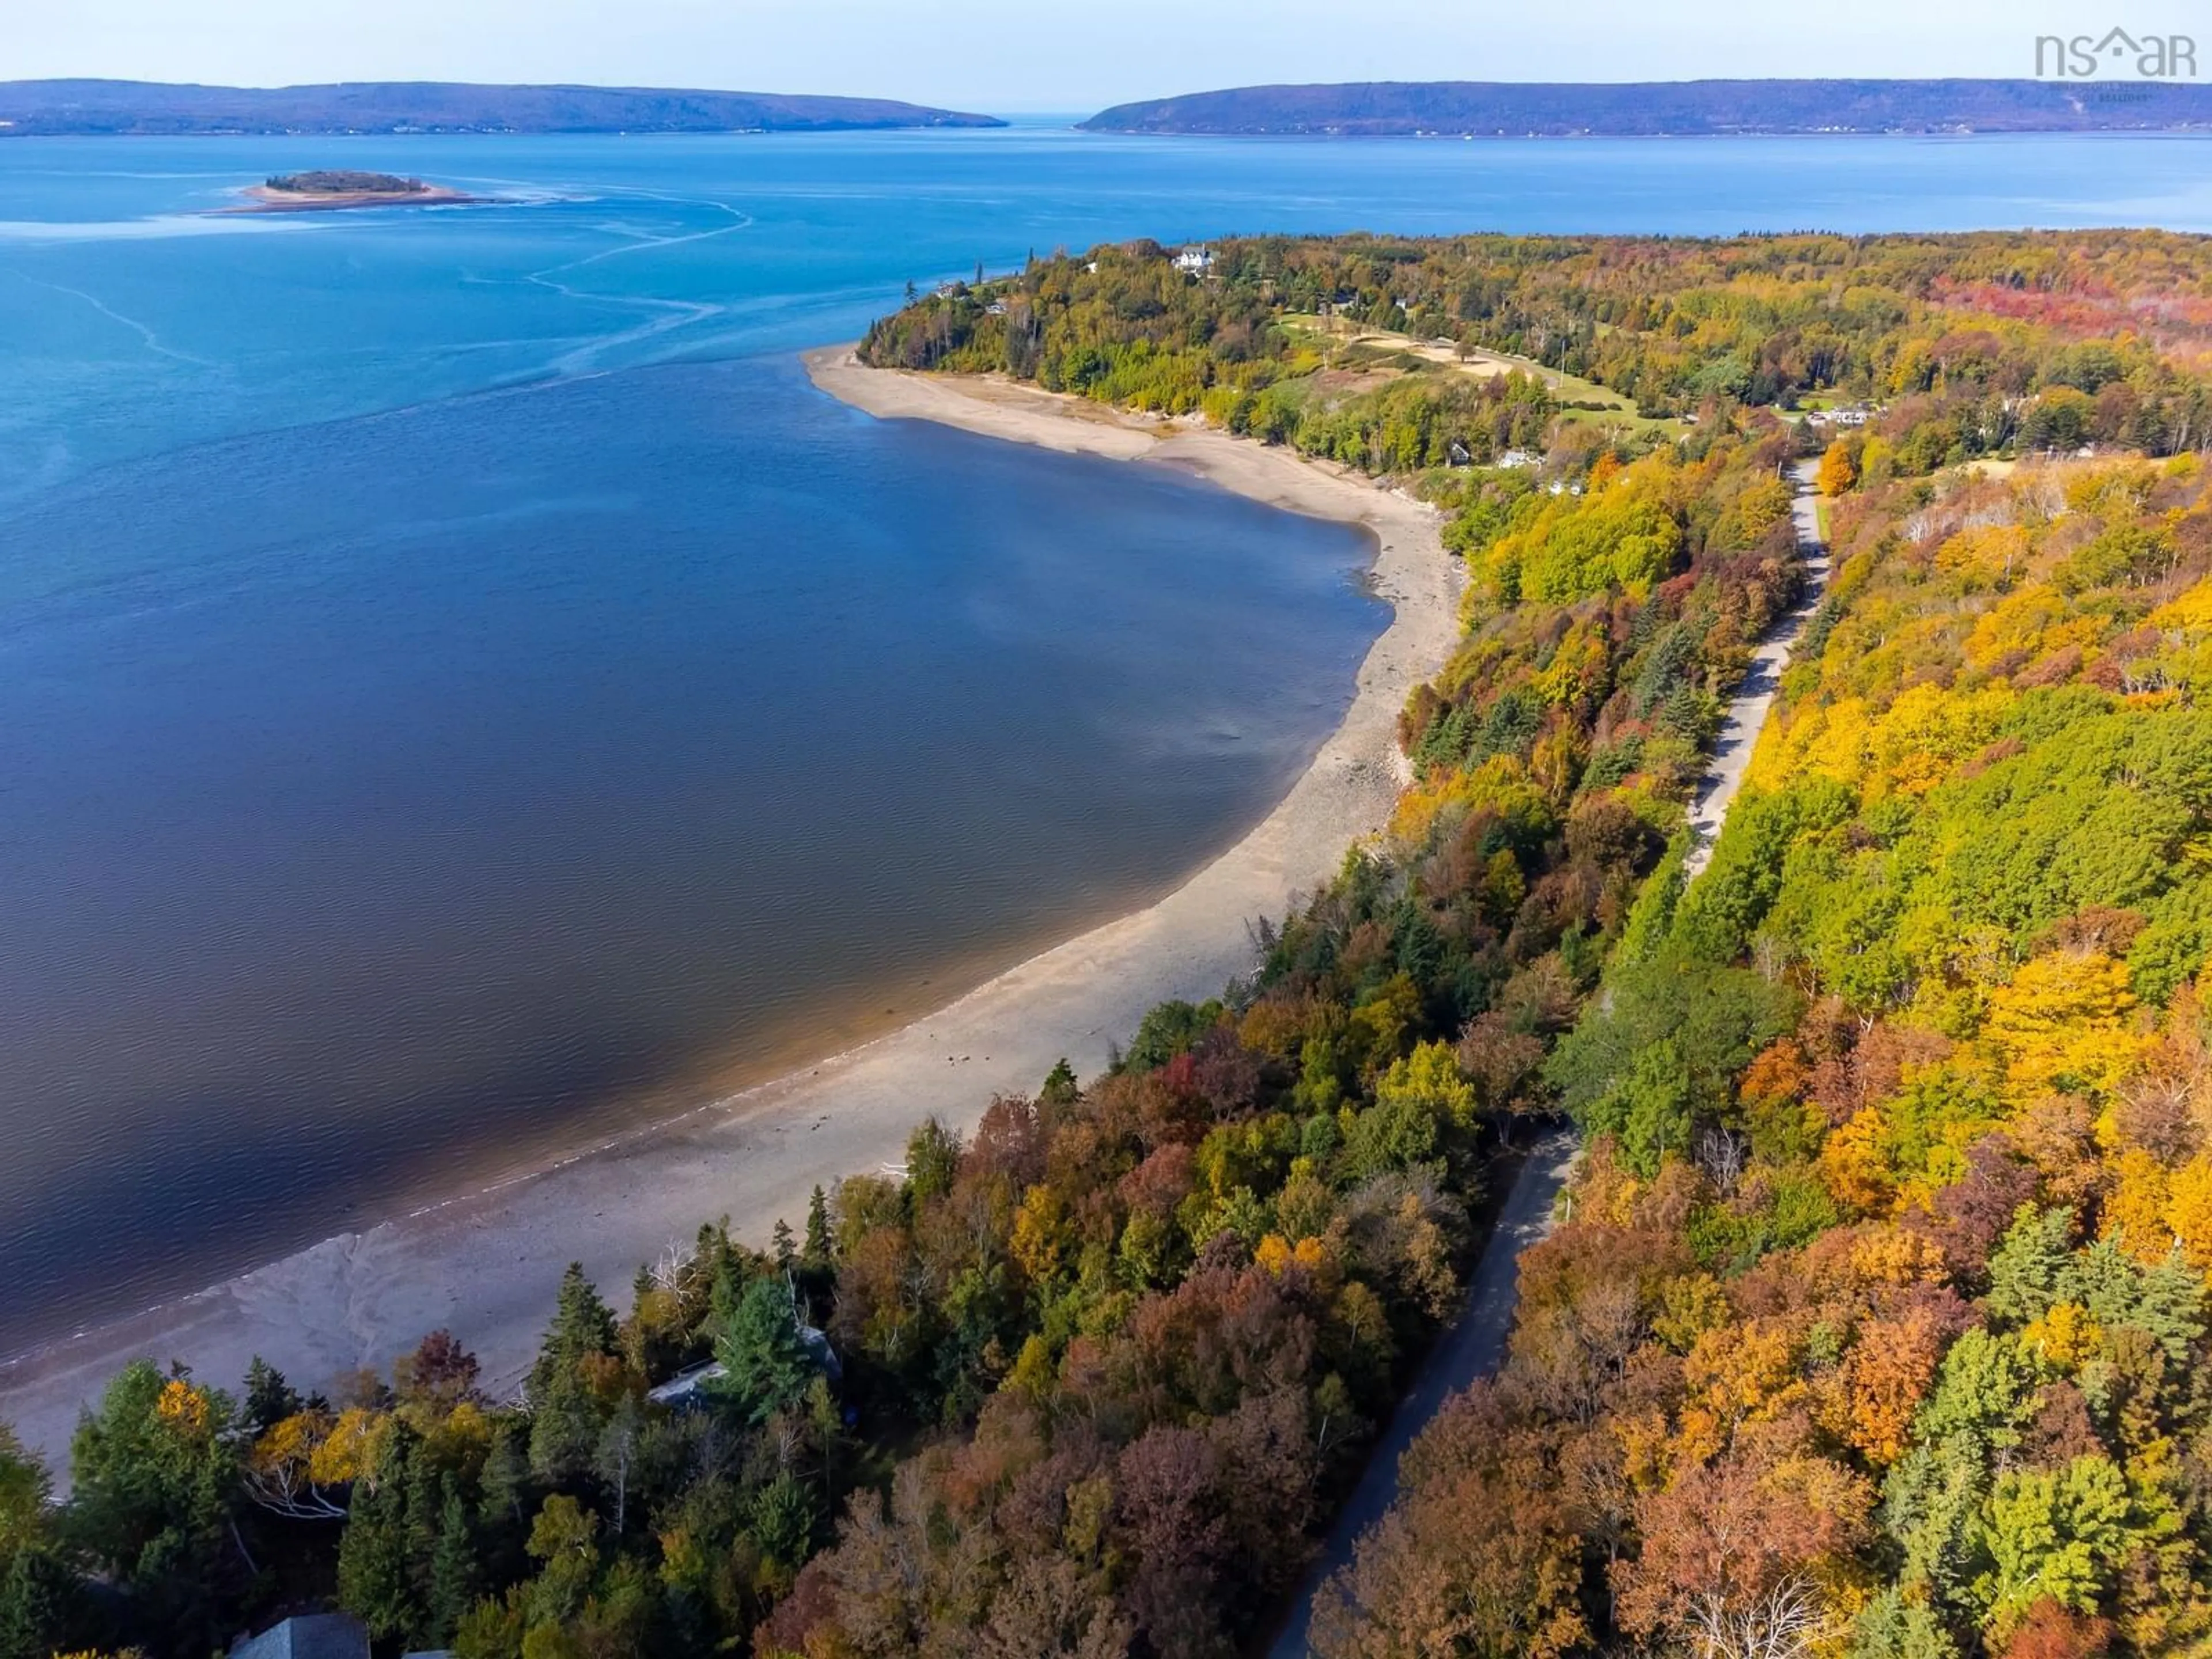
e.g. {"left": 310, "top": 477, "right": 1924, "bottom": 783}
{"left": 3, "top": 0, "right": 2205, "bottom": 113}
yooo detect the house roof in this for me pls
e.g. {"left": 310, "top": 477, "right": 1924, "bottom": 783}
{"left": 230, "top": 1613, "right": 371, "bottom": 1659}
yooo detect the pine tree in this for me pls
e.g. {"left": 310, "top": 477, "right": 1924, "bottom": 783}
{"left": 524, "top": 1265, "right": 620, "bottom": 1486}
{"left": 473, "top": 1427, "right": 533, "bottom": 1586}
{"left": 712, "top": 1277, "right": 819, "bottom": 1427}
{"left": 0, "top": 1547, "right": 87, "bottom": 1659}
{"left": 771, "top": 1217, "right": 797, "bottom": 1274}
{"left": 749, "top": 1470, "right": 817, "bottom": 1570}
{"left": 528, "top": 1367, "right": 608, "bottom": 1488}
{"left": 802, "top": 1187, "right": 833, "bottom": 1279}
{"left": 1986, "top": 1206, "right": 2077, "bottom": 1327}
{"left": 241, "top": 1357, "right": 300, "bottom": 1435}
{"left": 336, "top": 1423, "right": 426, "bottom": 1642}
{"left": 424, "top": 1479, "right": 478, "bottom": 1646}
{"left": 528, "top": 1264, "right": 618, "bottom": 1403}
{"left": 400, "top": 1437, "right": 442, "bottom": 1638}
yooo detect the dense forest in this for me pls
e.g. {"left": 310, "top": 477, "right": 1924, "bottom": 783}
{"left": 262, "top": 173, "right": 428, "bottom": 196}
{"left": 860, "top": 230, "right": 2212, "bottom": 461}
{"left": 1077, "top": 78, "right": 2212, "bottom": 138}
{"left": 5, "top": 230, "right": 2212, "bottom": 1659}
{"left": 0, "top": 81, "right": 1003, "bottom": 137}
{"left": 1315, "top": 448, "right": 2212, "bottom": 1659}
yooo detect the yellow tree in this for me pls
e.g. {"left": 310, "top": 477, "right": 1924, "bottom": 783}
{"left": 1983, "top": 952, "right": 2145, "bottom": 1107}
{"left": 1815, "top": 438, "right": 1859, "bottom": 497}
{"left": 2164, "top": 1154, "right": 2212, "bottom": 1270}
{"left": 2101, "top": 1147, "right": 2174, "bottom": 1264}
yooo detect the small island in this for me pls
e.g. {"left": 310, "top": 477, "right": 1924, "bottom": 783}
{"left": 233, "top": 169, "right": 479, "bottom": 213}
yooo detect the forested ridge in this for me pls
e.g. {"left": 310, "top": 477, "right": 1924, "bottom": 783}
{"left": 0, "top": 81, "right": 1005, "bottom": 137}
{"left": 1074, "top": 80, "right": 2212, "bottom": 138}
{"left": 5, "top": 231, "right": 2212, "bottom": 1659}
{"left": 861, "top": 230, "right": 2212, "bottom": 465}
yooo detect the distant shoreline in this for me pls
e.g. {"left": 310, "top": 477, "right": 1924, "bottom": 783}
{"left": 0, "top": 78, "right": 1006, "bottom": 138}
{"left": 0, "top": 346, "right": 1460, "bottom": 1471}
{"left": 1079, "top": 75, "right": 2212, "bottom": 138}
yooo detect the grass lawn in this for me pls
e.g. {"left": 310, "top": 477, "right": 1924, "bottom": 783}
{"left": 1279, "top": 313, "right": 1685, "bottom": 438}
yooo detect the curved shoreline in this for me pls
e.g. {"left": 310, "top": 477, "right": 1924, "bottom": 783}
{"left": 0, "top": 349, "right": 1460, "bottom": 1466}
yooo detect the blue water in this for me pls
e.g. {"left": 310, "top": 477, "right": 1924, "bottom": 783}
{"left": 2, "top": 125, "right": 2208, "bottom": 1352}
{"left": 10, "top": 127, "right": 2212, "bottom": 495}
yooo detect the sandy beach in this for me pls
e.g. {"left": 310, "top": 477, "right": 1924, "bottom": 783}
{"left": 0, "top": 349, "right": 1459, "bottom": 1467}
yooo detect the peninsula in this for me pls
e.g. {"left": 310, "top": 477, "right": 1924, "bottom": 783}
{"left": 235, "top": 169, "right": 478, "bottom": 211}
{"left": 0, "top": 78, "right": 1006, "bottom": 135}
{"left": 1081, "top": 75, "right": 2212, "bottom": 135}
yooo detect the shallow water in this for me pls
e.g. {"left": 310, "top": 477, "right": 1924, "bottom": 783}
{"left": 1, "top": 123, "right": 2207, "bottom": 1353}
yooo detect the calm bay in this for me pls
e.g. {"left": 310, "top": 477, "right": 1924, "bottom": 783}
{"left": 3, "top": 124, "right": 2210, "bottom": 1353}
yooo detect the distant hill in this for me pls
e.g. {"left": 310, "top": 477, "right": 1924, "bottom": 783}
{"left": 1080, "top": 78, "right": 2212, "bottom": 136}
{"left": 0, "top": 79, "right": 1005, "bottom": 136}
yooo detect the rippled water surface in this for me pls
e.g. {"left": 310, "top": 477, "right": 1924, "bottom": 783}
{"left": 3, "top": 124, "right": 2209, "bottom": 1350}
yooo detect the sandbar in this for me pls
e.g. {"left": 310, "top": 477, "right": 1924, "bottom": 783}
{"left": 228, "top": 183, "right": 479, "bottom": 214}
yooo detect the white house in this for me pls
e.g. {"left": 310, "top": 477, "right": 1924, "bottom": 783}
{"left": 1173, "top": 245, "right": 1215, "bottom": 274}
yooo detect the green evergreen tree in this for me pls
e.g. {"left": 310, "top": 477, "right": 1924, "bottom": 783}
{"left": 905, "top": 1118, "right": 961, "bottom": 1205}
{"left": 748, "top": 1471, "right": 816, "bottom": 1571}
{"left": 1984, "top": 1205, "right": 2076, "bottom": 1326}
{"left": 526, "top": 1263, "right": 621, "bottom": 1486}
{"left": 1849, "top": 1588, "right": 1959, "bottom": 1659}
{"left": 424, "top": 1479, "right": 479, "bottom": 1646}
{"left": 0, "top": 1547, "right": 89, "bottom": 1659}
{"left": 65, "top": 1361, "right": 241, "bottom": 1649}
{"left": 241, "top": 1357, "right": 301, "bottom": 1435}
{"left": 1617, "top": 1038, "right": 1696, "bottom": 1177}
{"left": 0, "top": 1426, "right": 45, "bottom": 1561}
{"left": 337, "top": 1422, "right": 428, "bottom": 1642}
{"left": 528, "top": 1368, "right": 609, "bottom": 1489}
{"left": 474, "top": 1426, "right": 535, "bottom": 1586}
{"left": 801, "top": 1186, "right": 834, "bottom": 1280}
{"left": 528, "top": 1263, "right": 618, "bottom": 1403}
{"left": 711, "top": 1277, "right": 819, "bottom": 1426}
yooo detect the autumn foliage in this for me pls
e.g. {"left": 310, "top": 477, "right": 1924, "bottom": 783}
{"left": 1311, "top": 449, "right": 2212, "bottom": 1659}
{"left": 11, "top": 230, "right": 2212, "bottom": 1659}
